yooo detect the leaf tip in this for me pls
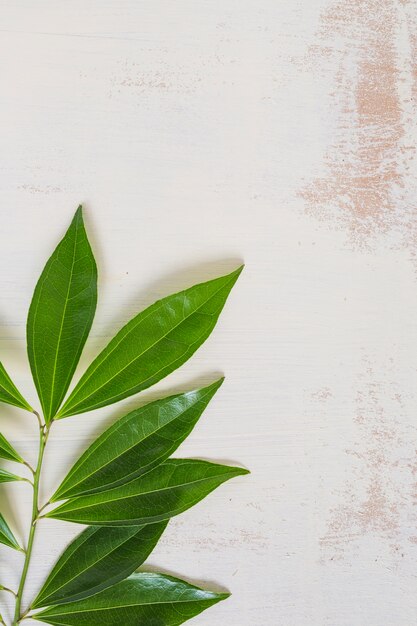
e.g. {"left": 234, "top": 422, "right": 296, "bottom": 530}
{"left": 233, "top": 465, "right": 250, "bottom": 477}
{"left": 219, "top": 264, "right": 244, "bottom": 294}
{"left": 229, "top": 264, "right": 244, "bottom": 281}
{"left": 208, "top": 376, "right": 225, "bottom": 392}
{"left": 72, "top": 205, "right": 85, "bottom": 228}
{"left": 218, "top": 591, "right": 232, "bottom": 601}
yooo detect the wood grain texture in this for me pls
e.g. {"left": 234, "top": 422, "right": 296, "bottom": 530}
{"left": 0, "top": 1, "right": 416, "bottom": 624}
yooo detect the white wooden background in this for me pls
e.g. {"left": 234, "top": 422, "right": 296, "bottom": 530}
{"left": 1, "top": 1, "right": 417, "bottom": 624}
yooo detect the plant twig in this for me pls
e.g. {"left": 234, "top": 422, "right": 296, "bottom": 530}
{"left": 22, "top": 461, "right": 35, "bottom": 476}
{"left": 32, "top": 410, "right": 43, "bottom": 429}
{"left": 12, "top": 422, "right": 50, "bottom": 626}
{"left": 1, "top": 585, "right": 17, "bottom": 597}
{"left": 37, "top": 501, "right": 50, "bottom": 516}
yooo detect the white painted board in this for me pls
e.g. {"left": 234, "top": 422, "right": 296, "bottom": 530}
{"left": 1, "top": 2, "right": 417, "bottom": 624}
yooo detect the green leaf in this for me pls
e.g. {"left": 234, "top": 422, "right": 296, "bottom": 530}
{"left": 0, "top": 433, "right": 23, "bottom": 464}
{"left": 0, "top": 468, "right": 26, "bottom": 483}
{"left": 33, "top": 572, "right": 228, "bottom": 626}
{"left": 51, "top": 379, "right": 223, "bottom": 501}
{"left": 56, "top": 267, "right": 242, "bottom": 418}
{"left": 0, "top": 362, "right": 32, "bottom": 412}
{"left": 32, "top": 522, "right": 167, "bottom": 608}
{"left": 27, "top": 206, "right": 97, "bottom": 422}
{"left": 0, "top": 513, "right": 22, "bottom": 551}
{"left": 46, "top": 459, "right": 248, "bottom": 526}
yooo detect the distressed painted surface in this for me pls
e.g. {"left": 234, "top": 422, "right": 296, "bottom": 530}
{"left": 0, "top": 1, "right": 416, "bottom": 624}
{"left": 301, "top": 0, "right": 417, "bottom": 252}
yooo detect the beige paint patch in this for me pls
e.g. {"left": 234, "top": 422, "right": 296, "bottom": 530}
{"left": 18, "top": 184, "right": 63, "bottom": 195}
{"left": 320, "top": 354, "right": 416, "bottom": 561}
{"left": 300, "top": 0, "right": 417, "bottom": 250}
{"left": 109, "top": 56, "right": 207, "bottom": 98}
{"left": 311, "top": 387, "right": 333, "bottom": 402}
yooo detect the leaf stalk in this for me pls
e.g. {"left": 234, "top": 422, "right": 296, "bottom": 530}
{"left": 0, "top": 586, "right": 17, "bottom": 598}
{"left": 22, "top": 462, "right": 35, "bottom": 476}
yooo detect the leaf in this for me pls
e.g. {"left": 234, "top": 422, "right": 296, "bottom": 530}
{"left": 33, "top": 572, "right": 228, "bottom": 626}
{"left": 51, "top": 379, "right": 223, "bottom": 501}
{"left": 46, "top": 459, "right": 248, "bottom": 526}
{"left": 32, "top": 522, "right": 167, "bottom": 608}
{"left": 0, "top": 362, "right": 32, "bottom": 412}
{"left": 0, "top": 469, "right": 26, "bottom": 484}
{"left": 0, "top": 433, "right": 23, "bottom": 464}
{"left": 0, "top": 513, "right": 22, "bottom": 551}
{"left": 27, "top": 206, "right": 97, "bottom": 422}
{"left": 56, "top": 266, "right": 243, "bottom": 418}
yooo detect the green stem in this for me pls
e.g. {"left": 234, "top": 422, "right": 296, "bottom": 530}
{"left": 12, "top": 422, "right": 49, "bottom": 625}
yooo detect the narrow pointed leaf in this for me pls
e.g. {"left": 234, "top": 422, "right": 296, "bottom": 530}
{"left": 0, "top": 362, "right": 32, "bottom": 412}
{"left": 27, "top": 206, "right": 98, "bottom": 422}
{"left": 52, "top": 379, "right": 223, "bottom": 501}
{"left": 0, "top": 433, "right": 23, "bottom": 464}
{"left": 56, "top": 267, "right": 242, "bottom": 418}
{"left": 46, "top": 459, "right": 248, "bottom": 526}
{"left": 0, "top": 469, "right": 26, "bottom": 483}
{"left": 33, "top": 572, "right": 228, "bottom": 626}
{"left": 0, "top": 513, "right": 22, "bottom": 551}
{"left": 32, "top": 522, "right": 167, "bottom": 608}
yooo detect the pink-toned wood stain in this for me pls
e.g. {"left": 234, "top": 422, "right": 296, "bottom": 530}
{"left": 320, "top": 354, "right": 417, "bottom": 561}
{"left": 300, "top": 0, "right": 417, "bottom": 248}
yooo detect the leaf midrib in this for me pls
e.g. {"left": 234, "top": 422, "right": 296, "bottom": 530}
{"left": 57, "top": 391, "right": 211, "bottom": 498}
{"left": 61, "top": 275, "right": 234, "bottom": 414}
{"left": 41, "top": 592, "right": 218, "bottom": 614}
{"left": 38, "top": 528, "right": 142, "bottom": 605}
{"left": 0, "top": 364, "right": 30, "bottom": 408}
{"left": 0, "top": 531, "right": 19, "bottom": 549}
{"left": 48, "top": 223, "right": 79, "bottom": 418}
{"left": 53, "top": 467, "right": 237, "bottom": 514}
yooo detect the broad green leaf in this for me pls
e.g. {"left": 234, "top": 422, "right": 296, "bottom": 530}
{"left": 46, "top": 459, "right": 248, "bottom": 526}
{"left": 0, "top": 362, "right": 32, "bottom": 412}
{"left": 32, "top": 522, "right": 167, "bottom": 608}
{"left": 0, "top": 433, "right": 23, "bottom": 464}
{"left": 33, "top": 572, "right": 228, "bottom": 626}
{"left": 0, "top": 513, "right": 22, "bottom": 551}
{"left": 0, "top": 469, "right": 26, "bottom": 483}
{"left": 56, "top": 267, "right": 242, "bottom": 418}
{"left": 27, "top": 206, "right": 97, "bottom": 422}
{"left": 51, "top": 379, "right": 223, "bottom": 501}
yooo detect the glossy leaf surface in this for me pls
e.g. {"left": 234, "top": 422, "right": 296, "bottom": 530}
{"left": 0, "top": 433, "right": 23, "bottom": 464}
{"left": 46, "top": 459, "right": 248, "bottom": 526}
{"left": 57, "top": 267, "right": 242, "bottom": 418}
{"left": 0, "top": 469, "right": 25, "bottom": 483}
{"left": 52, "top": 380, "right": 223, "bottom": 501}
{"left": 0, "top": 362, "right": 32, "bottom": 412}
{"left": 34, "top": 572, "right": 228, "bottom": 626}
{"left": 27, "top": 207, "right": 97, "bottom": 422}
{"left": 0, "top": 513, "right": 22, "bottom": 551}
{"left": 33, "top": 522, "right": 167, "bottom": 608}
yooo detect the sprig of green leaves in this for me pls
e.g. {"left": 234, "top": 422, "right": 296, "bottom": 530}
{"left": 0, "top": 208, "right": 246, "bottom": 626}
